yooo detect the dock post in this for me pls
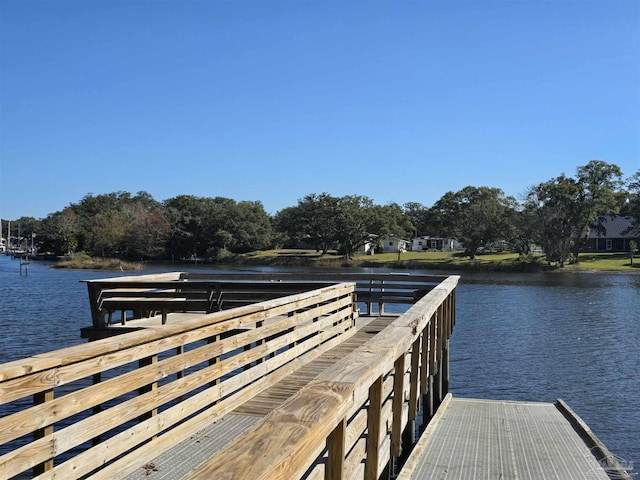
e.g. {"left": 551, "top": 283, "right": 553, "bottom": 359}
{"left": 33, "top": 388, "right": 54, "bottom": 476}
{"left": 442, "top": 339, "right": 450, "bottom": 396}
{"left": 424, "top": 374, "right": 435, "bottom": 425}
{"left": 365, "top": 376, "right": 383, "bottom": 480}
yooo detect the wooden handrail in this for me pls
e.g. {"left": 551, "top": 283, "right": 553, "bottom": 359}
{"left": 185, "top": 275, "right": 459, "bottom": 480}
{"left": 0, "top": 283, "right": 358, "bottom": 479}
{"left": 1, "top": 274, "right": 458, "bottom": 480}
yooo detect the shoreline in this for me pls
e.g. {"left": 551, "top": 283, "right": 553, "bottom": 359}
{"left": 41, "top": 250, "right": 640, "bottom": 274}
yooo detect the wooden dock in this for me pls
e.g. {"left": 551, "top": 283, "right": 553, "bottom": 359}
{"left": 0, "top": 272, "right": 631, "bottom": 480}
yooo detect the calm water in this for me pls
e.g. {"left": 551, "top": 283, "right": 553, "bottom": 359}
{"left": 0, "top": 255, "right": 638, "bottom": 468}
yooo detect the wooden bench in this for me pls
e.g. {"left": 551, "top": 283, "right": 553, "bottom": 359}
{"left": 89, "top": 277, "right": 337, "bottom": 328}
{"left": 212, "top": 281, "right": 334, "bottom": 310}
{"left": 0, "top": 283, "right": 359, "bottom": 479}
{"left": 96, "top": 280, "right": 219, "bottom": 325}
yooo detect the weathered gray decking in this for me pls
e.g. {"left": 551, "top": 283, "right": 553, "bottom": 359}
{"left": 398, "top": 396, "right": 624, "bottom": 480}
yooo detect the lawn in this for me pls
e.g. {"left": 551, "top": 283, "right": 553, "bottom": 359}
{"left": 242, "top": 249, "right": 640, "bottom": 273}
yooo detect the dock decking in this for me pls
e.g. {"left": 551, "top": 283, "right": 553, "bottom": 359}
{"left": 398, "top": 395, "right": 629, "bottom": 480}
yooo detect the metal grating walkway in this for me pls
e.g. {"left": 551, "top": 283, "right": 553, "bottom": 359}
{"left": 400, "top": 397, "right": 615, "bottom": 480}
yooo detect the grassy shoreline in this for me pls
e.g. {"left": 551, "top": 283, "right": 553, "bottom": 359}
{"left": 48, "top": 250, "right": 639, "bottom": 273}
{"left": 227, "top": 249, "right": 640, "bottom": 273}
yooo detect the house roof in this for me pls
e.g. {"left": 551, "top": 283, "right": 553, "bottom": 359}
{"left": 588, "top": 215, "right": 638, "bottom": 238}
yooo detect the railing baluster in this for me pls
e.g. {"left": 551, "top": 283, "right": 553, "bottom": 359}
{"left": 409, "top": 336, "right": 421, "bottom": 444}
{"left": 391, "top": 354, "right": 405, "bottom": 458}
{"left": 365, "top": 375, "right": 383, "bottom": 480}
{"left": 33, "top": 388, "right": 54, "bottom": 475}
{"left": 326, "top": 417, "right": 346, "bottom": 480}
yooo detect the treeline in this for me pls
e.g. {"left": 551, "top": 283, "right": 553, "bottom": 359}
{"left": 4, "top": 161, "right": 640, "bottom": 266}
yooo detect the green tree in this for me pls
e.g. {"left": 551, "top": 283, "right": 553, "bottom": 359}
{"left": 505, "top": 204, "right": 538, "bottom": 255}
{"left": 55, "top": 208, "right": 80, "bottom": 255}
{"left": 571, "top": 160, "right": 623, "bottom": 259}
{"left": 122, "top": 202, "right": 170, "bottom": 259}
{"left": 335, "top": 195, "right": 375, "bottom": 259}
{"left": 165, "top": 195, "right": 210, "bottom": 259}
{"left": 277, "top": 194, "right": 340, "bottom": 254}
{"left": 526, "top": 175, "right": 581, "bottom": 267}
{"left": 433, "top": 186, "right": 514, "bottom": 259}
{"left": 369, "top": 203, "right": 414, "bottom": 240}
{"left": 623, "top": 169, "right": 640, "bottom": 221}
{"left": 402, "top": 202, "right": 436, "bottom": 237}
{"left": 228, "top": 201, "right": 273, "bottom": 253}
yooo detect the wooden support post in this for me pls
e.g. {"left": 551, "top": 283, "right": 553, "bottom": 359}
{"left": 208, "top": 334, "right": 220, "bottom": 389}
{"left": 391, "top": 354, "right": 405, "bottom": 458}
{"left": 379, "top": 280, "right": 385, "bottom": 315}
{"left": 426, "top": 311, "right": 437, "bottom": 419}
{"left": 92, "top": 372, "right": 103, "bottom": 446}
{"left": 256, "top": 320, "right": 264, "bottom": 364}
{"left": 138, "top": 355, "right": 158, "bottom": 422}
{"left": 326, "top": 417, "right": 346, "bottom": 480}
{"left": 419, "top": 323, "right": 431, "bottom": 431}
{"left": 408, "top": 336, "right": 421, "bottom": 445}
{"left": 426, "top": 374, "right": 435, "bottom": 423}
{"left": 33, "top": 389, "right": 54, "bottom": 475}
{"left": 176, "top": 345, "right": 185, "bottom": 379}
{"left": 443, "top": 339, "right": 450, "bottom": 396}
{"left": 434, "top": 304, "right": 444, "bottom": 407}
{"left": 86, "top": 281, "right": 103, "bottom": 327}
{"left": 420, "top": 324, "right": 429, "bottom": 397}
{"left": 365, "top": 376, "right": 383, "bottom": 480}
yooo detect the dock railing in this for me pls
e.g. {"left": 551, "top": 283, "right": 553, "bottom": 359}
{"left": 184, "top": 275, "right": 459, "bottom": 480}
{"left": 1, "top": 273, "right": 458, "bottom": 480}
{"left": 84, "top": 272, "right": 449, "bottom": 331}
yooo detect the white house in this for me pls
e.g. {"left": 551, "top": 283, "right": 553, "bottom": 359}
{"left": 412, "top": 236, "right": 460, "bottom": 251}
{"left": 381, "top": 237, "right": 408, "bottom": 253}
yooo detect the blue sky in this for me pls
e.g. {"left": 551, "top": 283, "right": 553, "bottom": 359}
{"left": 1, "top": 0, "right": 639, "bottom": 220}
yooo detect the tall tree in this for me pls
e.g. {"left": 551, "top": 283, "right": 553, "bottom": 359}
{"left": 402, "top": 202, "right": 436, "bottom": 237}
{"left": 433, "top": 186, "right": 515, "bottom": 259}
{"left": 526, "top": 175, "right": 581, "bottom": 267}
{"left": 623, "top": 169, "right": 640, "bottom": 221}
{"left": 334, "top": 195, "right": 375, "bottom": 259}
{"left": 571, "top": 160, "right": 623, "bottom": 258}
{"left": 122, "top": 202, "right": 170, "bottom": 259}
{"left": 279, "top": 193, "right": 340, "bottom": 254}
{"left": 369, "top": 203, "right": 414, "bottom": 240}
{"left": 55, "top": 208, "right": 81, "bottom": 255}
